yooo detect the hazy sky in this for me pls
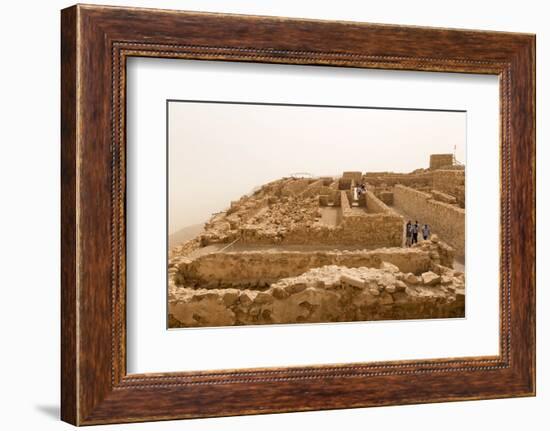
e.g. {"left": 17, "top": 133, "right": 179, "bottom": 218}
{"left": 168, "top": 102, "right": 466, "bottom": 234}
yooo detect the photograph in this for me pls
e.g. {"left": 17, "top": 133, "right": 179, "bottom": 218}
{"left": 0, "top": 0, "right": 540, "bottom": 428}
{"left": 167, "top": 101, "right": 466, "bottom": 328}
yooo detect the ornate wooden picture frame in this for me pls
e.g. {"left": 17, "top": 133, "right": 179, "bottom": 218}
{"left": 61, "top": 4, "right": 535, "bottom": 425}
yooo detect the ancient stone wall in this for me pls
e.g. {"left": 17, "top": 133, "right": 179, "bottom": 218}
{"left": 429, "top": 154, "right": 454, "bottom": 170}
{"left": 376, "top": 191, "right": 394, "bottom": 205}
{"left": 339, "top": 191, "right": 403, "bottom": 247}
{"left": 257, "top": 222, "right": 400, "bottom": 248}
{"left": 432, "top": 169, "right": 465, "bottom": 208}
{"left": 364, "top": 190, "right": 390, "bottom": 213}
{"left": 300, "top": 180, "right": 333, "bottom": 198}
{"left": 455, "top": 186, "right": 465, "bottom": 208}
{"left": 169, "top": 264, "right": 465, "bottom": 327}
{"left": 362, "top": 172, "right": 433, "bottom": 187}
{"left": 239, "top": 191, "right": 402, "bottom": 248}
{"left": 342, "top": 171, "right": 362, "bottom": 183}
{"left": 177, "top": 248, "right": 433, "bottom": 287}
{"left": 340, "top": 189, "right": 352, "bottom": 212}
{"left": 431, "top": 189, "right": 457, "bottom": 204}
{"left": 393, "top": 185, "right": 465, "bottom": 256}
{"left": 338, "top": 177, "right": 353, "bottom": 190}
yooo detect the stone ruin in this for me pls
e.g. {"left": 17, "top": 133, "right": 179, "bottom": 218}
{"left": 429, "top": 153, "right": 455, "bottom": 170}
{"left": 168, "top": 154, "right": 466, "bottom": 328}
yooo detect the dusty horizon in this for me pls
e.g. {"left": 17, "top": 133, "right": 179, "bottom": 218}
{"left": 169, "top": 101, "right": 466, "bottom": 234}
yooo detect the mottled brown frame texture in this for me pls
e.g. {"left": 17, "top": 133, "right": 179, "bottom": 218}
{"left": 61, "top": 4, "right": 536, "bottom": 425}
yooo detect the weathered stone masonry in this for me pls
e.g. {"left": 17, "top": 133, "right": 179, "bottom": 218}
{"left": 169, "top": 157, "right": 466, "bottom": 328}
{"left": 363, "top": 172, "right": 433, "bottom": 188}
{"left": 170, "top": 258, "right": 465, "bottom": 328}
{"left": 169, "top": 237, "right": 461, "bottom": 327}
{"left": 430, "top": 154, "right": 454, "bottom": 170}
{"left": 177, "top": 247, "right": 433, "bottom": 287}
{"left": 432, "top": 169, "right": 465, "bottom": 208}
{"left": 239, "top": 189, "right": 403, "bottom": 249}
{"left": 393, "top": 185, "right": 465, "bottom": 257}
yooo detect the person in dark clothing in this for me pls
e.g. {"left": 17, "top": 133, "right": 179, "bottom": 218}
{"left": 411, "top": 221, "right": 419, "bottom": 244}
{"left": 422, "top": 224, "right": 431, "bottom": 240}
{"left": 405, "top": 220, "right": 412, "bottom": 247}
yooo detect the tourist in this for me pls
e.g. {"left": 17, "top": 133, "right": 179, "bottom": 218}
{"left": 405, "top": 220, "right": 412, "bottom": 246}
{"left": 356, "top": 184, "right": 362, "bottom": 199}
{"left": 412, "top": 221, "right": 419, "bottom": 244}
{"left": 422, "top": 224, "right": 431, "bottom": 240}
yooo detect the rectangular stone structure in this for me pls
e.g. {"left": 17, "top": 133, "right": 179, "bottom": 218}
{"left": 178, "top": 247, "right": 433, "bottom": 285}
{"left": 429, "top": 154, "right": 454, "bottom": 170}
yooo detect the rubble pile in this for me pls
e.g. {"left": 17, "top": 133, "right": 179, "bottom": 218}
{"left": 169, "top": 261, "right": 465, "bottom": 327}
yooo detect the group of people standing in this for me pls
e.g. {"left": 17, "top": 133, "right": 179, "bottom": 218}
{"left": 355, "top": 183, "right": 367, "bottom": 199}
{"left": 405, "top": 220, "right": 430, "bottom": 246}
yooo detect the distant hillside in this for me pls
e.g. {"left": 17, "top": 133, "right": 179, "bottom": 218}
{"left": 169, "top": 223, "right": 204, "bottom": 248}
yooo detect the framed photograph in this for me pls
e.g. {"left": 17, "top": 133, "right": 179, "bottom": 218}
{"left": 61, "top": 4, "right": 536, "bottom": 425}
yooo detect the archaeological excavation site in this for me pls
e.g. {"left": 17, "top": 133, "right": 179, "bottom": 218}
{"left": 168, "top": 154, "right": 466, "bottom": 328}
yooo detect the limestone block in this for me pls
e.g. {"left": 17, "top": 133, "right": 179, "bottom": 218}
{"left": 248, "top": 305, "right": 262, "bottom": 317}
{"left": 377, "top": 272, "right": 396, "bottom": 287}
{"left": 239, "top": 290, "right": 256, "bottom": 306}
{"left": 421, "top": 271, "right": 441, "bottom": 286}
{"left": 270, "top": 287, "right": 340, "bottom": 323}
{"left": 353, "top": 290, "right": 379, "bottom": 307}
{"left": 440, "top": 275, "right": 453, "bottom": 285}
{"left": 271, "top": 286, "right": 289, "bottom": 299}
{"left": 380, "top": 261, "right": 400, "bottom": 273}
{"left": 170, "top": 299, "right": 236, "bottom": 327}
{"left": 194, "top": 291, "right": 220, "bottom": 301}
{"left": 369, "top": 288, "right": 381, "bottom": 297}
{"left": 431, "top": 189, "right": 457, "bottom": 204}
{"left": 340, "top": 274, "right": 365, "bottom": 288}
{"left": 254, "top": 291, "right": 274, "bottom": 304}
{"left": 379, "top": 292, "right": 394, "bottom": 305}
{"left": 222, "top": 289, "right": 240, "bottom": 306}
{"left": 286, "top": 282, "right": 307, "bottom": 294}
{"left": 404, "top": 273, "right": 420, "bottom": 284}
{"left": 395, "top": 280, "right": 407, "bottom": 292}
